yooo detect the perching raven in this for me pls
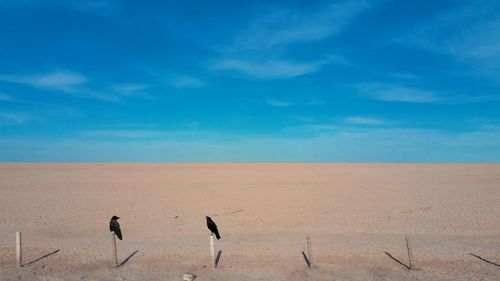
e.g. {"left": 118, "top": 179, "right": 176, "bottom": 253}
{"left": 109, "top": 216, "right": 122, "bottom": 240}
{"left": 206, "top": 216, "right": 221, "bottom": 239}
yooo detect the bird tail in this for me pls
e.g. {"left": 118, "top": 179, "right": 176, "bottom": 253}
{"left": 215, "top": 231, "right": 221, "bottom": 240}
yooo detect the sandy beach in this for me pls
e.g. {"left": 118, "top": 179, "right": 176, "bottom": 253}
{"left": 0, "top": 163, "right": 499, "bottom": 280}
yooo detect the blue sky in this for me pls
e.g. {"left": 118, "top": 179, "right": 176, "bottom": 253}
{"left": 1, "top": 0, "right": 500, "bottom": 162}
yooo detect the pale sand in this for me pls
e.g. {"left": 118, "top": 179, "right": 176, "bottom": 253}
{"left": 0, "top": 163, "right": 499, "bottom": 280}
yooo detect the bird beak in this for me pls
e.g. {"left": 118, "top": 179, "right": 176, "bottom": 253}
{"left": 117, "top": 217, "right": 120, "bottom": 219}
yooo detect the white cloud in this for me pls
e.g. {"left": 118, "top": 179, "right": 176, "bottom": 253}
{"left": 212, "top": 0, "right": 369, "bottom": 79}
{"left": 355, "top": 82, "right": 500, "bottom": 104}
{"left": 232, "top": 0, "right": 370, "bottom": 50}
{"left": 373, "top": 87, "right": 438, "bottom": 103}
{"left": 397, "top": 0, "right": 500, "bottom": 80}
{"left": 112, "top": 83, "right": 154, "bottom": 99}
{"left": 308, "top": 100, "right": 328, "bottom": 106}
{"left": 283, "top": 123, "right": 339, "bottom": 133}
{"left": 82, "top": 130, "right": 162, "bottom": 138}
{"left": 345, "top": 116, "right": 389, "bottom": 125}
{"left": 0, "top": 71, "right": 118, "bottom": 101}
{"left": 356, "top": 83, "right": 439, "bottom": 103}
{"left": 386, "top": 72, "right": 421, "bottom": 80}
{"left": 168, "top": 75, "right": 205, "bottom": 88}
{"left": 0, "top": 112, "right": 39, "bottom": 123}
{"left": 80, "top": 129, "right": 213, "bottom": 139}
{"left": 291, "top": 116, "right": 316, "bottom": 122}
{"left": 0, "top": 0, "right": 122, "bottom": 17}
{"left": 0, "top": 92, "right": 13, "bottom": 101}
{"left": 213, "top": 59, "right": 322, "bottom": 79}
{"left": 0, "top": 71, "right": 86, "bottom": 91}
{"left": 419, "top": 3, "right": 500, "bottom": 60}
{"left": 304, "top": 124, "right": 338, "bottom": 131}
{"left": 265, "top": 99, "right": 293, "bottom": 107}
{"left": 0, "top": 101, "right": 82, "bottom": 124}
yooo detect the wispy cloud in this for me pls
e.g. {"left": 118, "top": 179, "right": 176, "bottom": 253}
{"left": 355, "top": 82, "right": 500, "bottom": 104}
{"left": 82, "top": 130, "right": 162, "bottom": 138}
{"left": 213, "top": 59, "right": 323, "bottom": 79}
{"left": 0, "top": 112, "right": 39, "bottom": 123}
{"left": 232, "top": 0, "right": 370, "bottom": 50}
{"left": 411, "top": 1, "right": 500, "bottom": 59}
{"left": 265, "top": 99, "right": 293, "bottom": 107}
{"left": 308, "top": 100, "right": 328, "bottom": 106}
{"left": 168, "top": 75, "right": 205, "bottom": 88}
{"left": 0, "top": 100, "right": 83, "bottom": 125}
{"left": 80, "top": 129, "right": 215, "bottom": 140}
{"left": 291, "top": 116, "right": 316, "bottom": 122}
{"left": 285, "top": 116, "right": 394, "bottom": 133}
{"left": 344, "top": 116, "right": 391, "bottom": 125}
{"left": 212, "top": 0, "right": 369, "bottom": 79}
{"left": 0, "top": 70, "right": 120, "bottom": 101}
{"left": 68, "top": 0, "right": 122, "bottom": 16}
{"left": 112, "top": 83, "right": 153, "bottom": 99}
{"left": 396, "top": 0, "right": 500, "bottom": 79}
{"left": 111, "top": 123, "right": 158, "bottom": 129}
{"left": 356, "top": 83, "right": 439, "bottom": 103}
{"left": 0, "top": 71, "right": 86, "bottom": 90}
{"left": 284, "top": 123, "right": 339, "bottom": 133}
{"left": 0, "top": 92, "right": 13, "bottom": 101}
{"left": 0, "top": 0, "right": 122, "bottom": 17}
{"left": 386, "top": 72, "right": 421, "bottom": 80}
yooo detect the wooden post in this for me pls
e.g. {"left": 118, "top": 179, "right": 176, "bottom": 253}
{"left": 112, "top": 233, "right": 118, "bottom": 267}
{"left": 405, "top": 235, "right": 413, "bottom": 269}
{"left": 209, "top": 234, "right": 216, "bottom": 268}
{"left": 16, "top": 232, "right": 22, "bottom": 267}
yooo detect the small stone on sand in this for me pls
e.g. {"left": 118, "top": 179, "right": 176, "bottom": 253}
{"left": 183, "top": 273, "right": 196, "bottom": 281}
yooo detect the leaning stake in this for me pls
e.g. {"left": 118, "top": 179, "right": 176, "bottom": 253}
{"left": 16, "top": 232, "right": 22, "bottom": 267}
{"left": 405, "top": 235, "right": 414, "bottom": 269}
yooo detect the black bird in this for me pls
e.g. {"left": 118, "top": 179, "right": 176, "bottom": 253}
{"left": 109, "top": 216, "right": 122, "bottom": 240}
{"left": 206, "top": 216, "right": 221, "bottom": 239}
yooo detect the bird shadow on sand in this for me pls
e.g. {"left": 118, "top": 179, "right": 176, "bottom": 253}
{"left": 119, "top": 250, "right": 139, "bottom": 267}
{"left": 301, "top": 251, "right": 311, "bottom": 269}
{"left": 24, "top": 249, "right": 60, "bottom": 266}
{"left": 215, "top": 250, "right": 222, "bottom": 268}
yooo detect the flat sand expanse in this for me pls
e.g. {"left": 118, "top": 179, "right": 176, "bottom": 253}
{"left": 0, "top": 163, "right": 499, "bottom": 280}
